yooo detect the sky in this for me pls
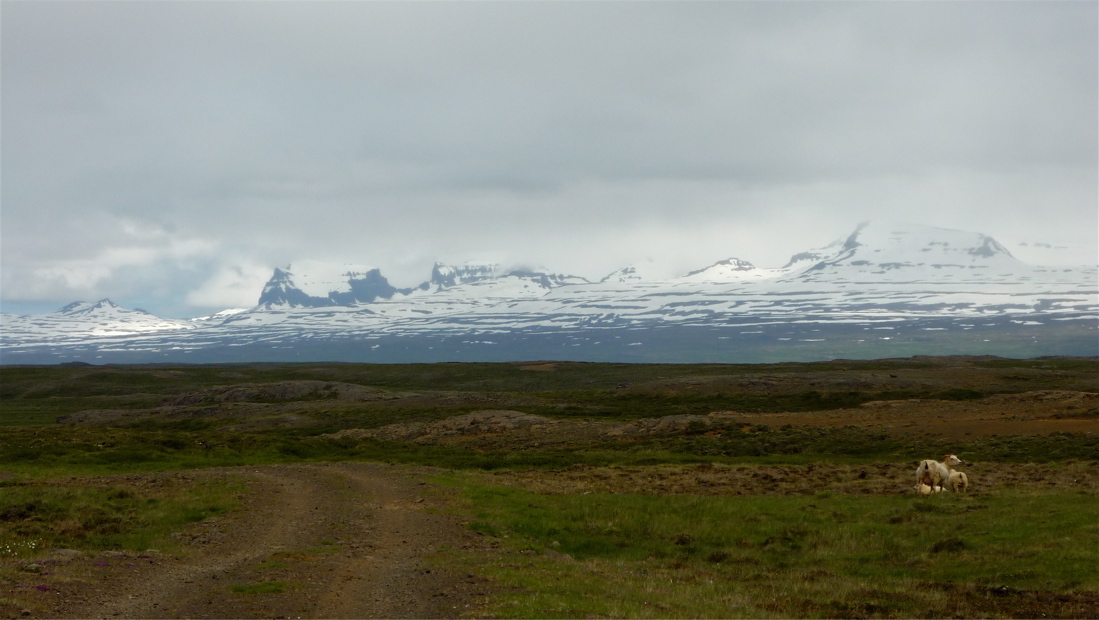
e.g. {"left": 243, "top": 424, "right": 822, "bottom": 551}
{"left": 2, "top": 1, "right": 1096, "bottom": 318}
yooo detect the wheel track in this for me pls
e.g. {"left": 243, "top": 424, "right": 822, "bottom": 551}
{"left": 76, "top": 463, "right": 486, "bottom": 619}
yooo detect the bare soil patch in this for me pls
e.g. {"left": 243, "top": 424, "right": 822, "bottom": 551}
{"left": 2, "top": 464, "right": 494, "bottom": 619}
{"left": 329, "top": 410, "right": 558, "bottom": 442}
{"left": 162, "top": 381, "right": 402, "bottom": 406}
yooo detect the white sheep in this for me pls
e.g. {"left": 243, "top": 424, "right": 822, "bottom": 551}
{"left": 913, "top": 483, "right": 944, "bottom": 496}
{"left": 946, "top": 471, "right": 969, "bottom": 494}
{"left": 915, "top": 454, "right": 962, "bottom": 495}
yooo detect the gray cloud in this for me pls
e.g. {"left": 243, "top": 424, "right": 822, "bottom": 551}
{"left": 2, "top": 1, "right": 1095, "bottom": 317}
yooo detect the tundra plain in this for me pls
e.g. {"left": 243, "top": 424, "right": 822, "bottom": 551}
{"left": 0, "top": 356, "right": 1097, "bottom": 618}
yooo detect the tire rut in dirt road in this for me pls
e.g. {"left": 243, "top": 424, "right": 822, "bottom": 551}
{"left": 79, "top": 463, "right": 489, "bottom": 619}
{"left": 88, "top": 465, "right": 328, "bottom": 619}
{"left": 312, "top": 465, "right": 486, "bottom": 619}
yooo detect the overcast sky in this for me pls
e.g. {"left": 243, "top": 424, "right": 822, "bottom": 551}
{"left": 2, "top": 1, "right": 1096, "bottom": 318}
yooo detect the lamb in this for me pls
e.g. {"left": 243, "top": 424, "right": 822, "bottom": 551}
{"left": 946, "top": 471, "right": 969, "bottom": 494}
{"left": 915, "top": 454, "right": 962, "bottom": 494}
{"left": 914, "top": 483, "right": 944, "bottom": 496}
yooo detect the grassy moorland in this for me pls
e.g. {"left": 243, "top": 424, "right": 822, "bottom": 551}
{"left": 0, "top": 357, "right": 1096, "bottom": 617}
{"left": 0, "top": 477, "right": 243, "bottom": 558}
{"left": 441, "top": 479, "right": 1097, "bottom": 618}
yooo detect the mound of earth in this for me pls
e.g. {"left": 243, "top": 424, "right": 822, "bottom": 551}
{"left": 605, "top": 413, "right": 741, "bottom": 437}
{"left": 728, "top": 390, "right": 1099, "bottom": 439}
{"left": 983, "top": 390, "right": 1099, "bottom": 411}
{"left": 165, "top": 380, "right": 399, "bottom": 405}
{"left": 321, "top": 388, "right": 1098, "bottom": 452}
{"left": 633, "top": 360, "right": 1099, "bottom": 397}
{"left": 58, "top": 381, "right": 414, "bottom": 426}
{"left": 57, "top": 405, "right": 328, "bottom": 429}
{"left": 328, "top": 410, "right": 559, "bottom": 442}
{"left": 640, "top": 372, "right": 932, "bottom": 394}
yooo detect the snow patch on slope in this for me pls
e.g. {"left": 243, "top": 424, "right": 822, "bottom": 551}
{"left": 678, "top": 258, "right": 787, "bottom": 283}
{"left": 284, "top": 261, "right": 379, "bottom": 297}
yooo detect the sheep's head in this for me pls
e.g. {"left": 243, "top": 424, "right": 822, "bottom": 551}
{"left": 943, "top": 454, "right": 962, "bottom": 466}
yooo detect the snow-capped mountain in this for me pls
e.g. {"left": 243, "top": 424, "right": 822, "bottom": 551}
{"left": 3, "top": 222, "right": 1096, "bottom": 364}
{"left": 257, "top": 263, "right": 417, "bottom": 308}
{"left": 1, "top": 298, "right": 196, "bottom": 347}
{"left": 796, "top": 222, "right": 1024, "bottom": 280}
{"left": 257, "top": 261, "right": 593, "bottom": 310}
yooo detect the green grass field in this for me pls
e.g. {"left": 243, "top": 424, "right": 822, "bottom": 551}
{"left": 0, "top": 477, "right": 242, "bottom": 557}
{"left": 439, "top": 476, "right": 1097, "bottom": 617}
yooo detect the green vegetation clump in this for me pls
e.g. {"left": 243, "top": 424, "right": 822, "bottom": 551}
{"left": 0, "top": 477, "right": 241, "bottom": 554}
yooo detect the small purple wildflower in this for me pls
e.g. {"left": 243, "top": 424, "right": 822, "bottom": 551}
{"left": 93, "top": 561, "right": 108, "bottom": 567}
{"left": 35, "top": 585, "right": 50, "bottom": 591}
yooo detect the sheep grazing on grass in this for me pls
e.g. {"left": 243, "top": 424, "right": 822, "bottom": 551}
{"left": 914, "top": 483, "right": 944, "bottom": 496}
{"left": 947, "top": 471, "right": 969, "bottom": 494}
{"left": 915, "top": 454, "right": 963, "bottom": 495}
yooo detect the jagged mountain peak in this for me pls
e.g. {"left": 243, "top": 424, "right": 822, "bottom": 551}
{"left": 257, "top": 259, "right": 594, "bottom": 309}
{"left": 257, "top": 262, "right": 405, "bottom": 309}
{"left": 56, "top": 298, "right": 129, "bottom": 315}
{"left": 430, "top": 262, "right": 501, "bottom": 288}
{"left": 282, "top": 261, "right": 383, "bottom": 295}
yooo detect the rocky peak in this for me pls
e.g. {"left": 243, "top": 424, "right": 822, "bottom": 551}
{"left": 257, "top": 264, "right": 406, "bottom": 308}
{"left": 56, "top": 298, "right": 124, "bottom": 316}
{"left": 430, "top": 262, "right": 500, "bottom": 289}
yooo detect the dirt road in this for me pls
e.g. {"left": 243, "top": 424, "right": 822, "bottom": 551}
{"left": 25, "top": 463, "right": 492, "bottom": 619}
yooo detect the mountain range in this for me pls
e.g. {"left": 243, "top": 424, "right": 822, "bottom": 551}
{"left": 2, "top": 222, "right": 1096, "bottom": 364}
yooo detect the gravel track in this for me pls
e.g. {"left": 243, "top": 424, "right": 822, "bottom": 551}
{"left": 34, "top": 463, "right": 491, "bottom": 619}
